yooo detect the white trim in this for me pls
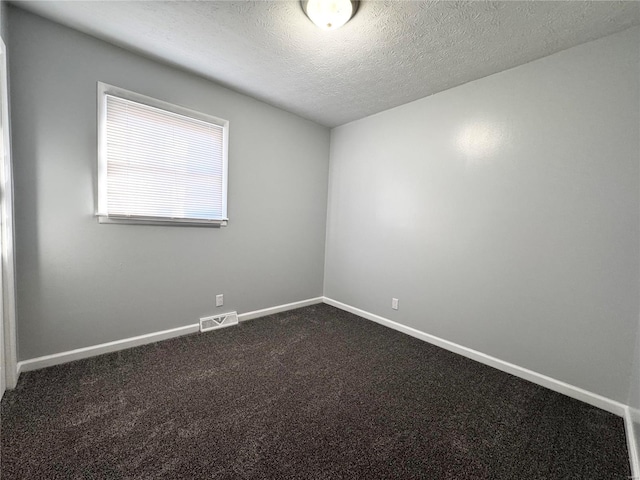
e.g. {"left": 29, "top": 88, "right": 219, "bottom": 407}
{"left": 0, "top": 37, "right": 17, "bottom": 390}
{"left": 17, "top": 323, "right": 200, "bottom": 373}
{"left": 16, "top": 297, "right": 325, "bottom": 373}
{"left": 13, "top": 294, "right": 639, "bottom": 474}
{"left": 238, "top": 297, "right": 324, "bottom": 322}
{"left": 322, "top": 297, "right": 626, "bottom": 416}
{"left": 627, "top": 407, "right": 640, "bottom": 479}
{"left": 97, "top": 215, "right": 228, "bottom": 228}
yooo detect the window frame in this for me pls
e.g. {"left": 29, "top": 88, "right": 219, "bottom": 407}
{"left": 96, "top": 82, "right": 229, "bottom": 227}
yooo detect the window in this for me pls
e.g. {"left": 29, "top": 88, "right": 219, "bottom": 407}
{"left": 97, "top": 82, "right": 228, "bottom": 226}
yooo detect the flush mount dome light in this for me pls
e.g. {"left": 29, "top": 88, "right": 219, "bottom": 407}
{"left": 301, "top": 0, "right": 359, "bottom": 30}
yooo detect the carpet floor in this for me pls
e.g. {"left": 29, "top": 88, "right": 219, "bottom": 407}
{"left": 1, "top": 304, "right": 630, "bottom": 479}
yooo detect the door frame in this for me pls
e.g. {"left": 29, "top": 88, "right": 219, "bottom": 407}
{"left": 0, "top": 36, "right": 17, "bottom": 390}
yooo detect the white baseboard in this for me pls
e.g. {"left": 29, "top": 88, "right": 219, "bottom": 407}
{"left": 16, "top": 296, "right": 324, "bottom": 374}
{"left": 627, "top": 407, "right": 640, "bottom": 479}
{"left": 238, "top": 297, "right": 324, "bottom": 322}
{"left": 17, "top": 323, "right": 200, "bottom": 373}
{"left": 12, "top": 295, "right": 638, "bottom": 475}
{"left": 322, "top": 297, "right": 626, "bottom": 417}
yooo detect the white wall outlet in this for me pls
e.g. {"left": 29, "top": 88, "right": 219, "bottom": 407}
{"left": 216, "top": 294, "right": 224, "bottom": 307}
{"left": 392, "top": 298, "right": 399, "bottom": 310}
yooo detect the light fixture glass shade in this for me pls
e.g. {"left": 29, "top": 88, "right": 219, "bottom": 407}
{"left": 302, "top": 0, "right": 358, "bottom": 30}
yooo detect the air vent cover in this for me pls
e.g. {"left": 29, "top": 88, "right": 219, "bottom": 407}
{"left": 200, "top": 311, "right": 238, "bottom": 332}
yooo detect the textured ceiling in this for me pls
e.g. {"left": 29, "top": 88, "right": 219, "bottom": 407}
{"left": 12, "top": 0, "right": 640, "bottom": 127}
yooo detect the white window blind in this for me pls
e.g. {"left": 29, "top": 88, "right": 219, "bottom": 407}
{"left": 97, "top": 83, "right": 228, "bottom": 226}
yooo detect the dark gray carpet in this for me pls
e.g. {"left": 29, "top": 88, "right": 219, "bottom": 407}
{"left": 1, "top": 304, "right": 630, "bottom": 479}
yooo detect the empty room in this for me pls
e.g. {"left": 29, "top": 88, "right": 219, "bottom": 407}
{"left": 1, "top": 0, "right": 639, "bottom": 478}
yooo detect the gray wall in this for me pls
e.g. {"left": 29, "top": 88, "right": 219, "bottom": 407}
{"left": 10, "top": 7, "right": 330, "bottom": 361}
{"left": 325, "top": 27, "right": 640, "bottom": 403}
{"left": 630, "top": 39, "right": 640, "bottom": 472}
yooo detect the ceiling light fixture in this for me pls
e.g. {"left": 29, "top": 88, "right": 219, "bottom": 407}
{"left": 301, "top": 0, "right": 359, "bottom": 30}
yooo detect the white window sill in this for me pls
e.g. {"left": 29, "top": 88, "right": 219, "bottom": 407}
{"left": 97, "top": 215, "right": 228, "bottom": 227}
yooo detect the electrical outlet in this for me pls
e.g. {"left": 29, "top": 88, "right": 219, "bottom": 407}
{"left": 216, "top": 294, "right": 224, "bottom": 307}
{"left": 392, "top": 298, "right": 399, "bottom": 310}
